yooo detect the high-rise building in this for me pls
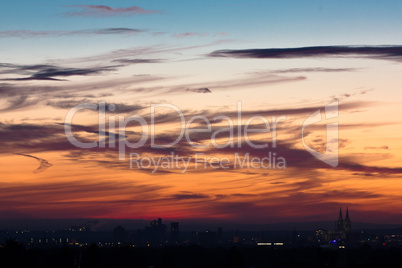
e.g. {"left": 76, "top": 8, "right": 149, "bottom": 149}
{"left": 170, "top": 222, "right": 179, "bottom": 244}
{"left": 148, "top": 218, "right": 167, "bottom": 246}
{"left": 198, "top": 230, "right": 216, "bottom": 248}
{"left": 113, "top": 225, "right": 127, "bottom": 244}
{"left": 217, "top": 227, "right": 223, "bottom": 245}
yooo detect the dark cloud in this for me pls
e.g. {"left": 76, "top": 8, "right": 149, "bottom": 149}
{"left": 209, "top": 45, "right": 402, "bottom": 61}
{"left": 171, "top": 193, "right": 210, "bottom": 201}
{"left": 269, "top": 67, "right": 356, "bottom": 73}
{"left": 0, "top": 79, "right": 164, "bottom": 112}
{"left": 15, "top": 153, "right": 53, "bottom": 173}
{"left": 3, "top": 77, "right": 67, "bottom": 81}
{"left": 146, "top": 101, "right": 366, "bottom": 127}
{"left": 0, "top": 95, "right": 39, "bottom": 112}
{"left": 339, "top": 163, "right": 402, "bottom": 175}
{"left": 67, "top": 5, "right": 160, "bottom": 17}
{"left": 1, "top": 100, "right": 399, "bottom": 178}
{"left": 202, "top": 140, "right": 402, "bottom": 176}
{"left": 0, "top": 63, "right": 116, "bottom": 81}
{"left": 112, "top": 58, "right": 164, "bottom": 65}
{"left": 186, "top": 88, "right": 212, "bottom": 93}
{"left": 89, "top": 28, "right": 143, "bottom": 35}
{"left": 46, "top": 100, "right": 145, "bottom": 114}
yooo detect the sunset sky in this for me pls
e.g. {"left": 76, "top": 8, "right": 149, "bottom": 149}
{"left": 1, "top": 0, "right": 402, "bottom": 225}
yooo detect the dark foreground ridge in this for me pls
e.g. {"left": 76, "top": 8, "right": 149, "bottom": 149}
{"left": 1, "top": 240, "right": 402, "bottom": 268}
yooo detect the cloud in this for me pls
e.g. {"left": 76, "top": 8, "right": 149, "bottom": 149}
{"left": 0, "top": 95, "right": 39, "bottom": 112}
{"left": 171, "top": 192, "right": 210, "bottom": 201}
{"left": 209, "top": 45, "right": 402, "bottom": 61}
{"left": 172, "top": 32, "right": 229, "bottom": 38}
{"left": 186, "top": 88, "right": 212, "bottom": 93}
{"left": 2, "top": 77, "right": 67, "bottom": 81}
{"left": 339, "top": 162, "right": 402, "bottom": 175}
{"left": 112, "top": 58, "right": 164, "bottom": 65}
{"left": 0, "top": 28, "right": 144, "bottom": 38}
{"left": 201, "top": 139, "right": 402, "bottom": 176}
{"left": 173, "top": 33, "right": 199, "bottom": 38}
{"left": 0, "top": 63, "right": 117, "bottom": 81}
{"left": 1, "top": 100, "right": 398, "bottom": 178}
{"left": 331, "top": 89, "right": 373, "bottom": 101}
{"left": 67, "top": 5, "right": 160, "bottom": 17}
{"left": 365, "top": 145, "right": 389, "bottom": 150}
{"left": 46, "top": 100, "right": 146, "bottom": 114}
{"left": 269, "top": 67, "right": 356, "bottom": 73}
{"left": 168, "top": 74, "right": 306, "bottom": 94}
{"left": 15, "top": 153, "right": 53, "bottom": 173}
{"left": 91, "top": 28, "right": 143, "bottom": 35}
{"left": 0, "top": 75, "right": 164, "bottom": 113}
{"left": 59, "top": 40, "right": 232, "bottom": 65}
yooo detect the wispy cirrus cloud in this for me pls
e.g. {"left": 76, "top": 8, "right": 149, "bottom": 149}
{"left": 55, "top": 40, "right": 233, "bottom": 65}
{"left": 268, "top": 67, "right": 356, "bottom": 73}
{"left": 47, "top": 100, "right": 146, "bottom": 114}
{"left": 173, "top": 32, "right": 199, "bottom": 38}
{"left": 0, "top": 28, "right": 144, "bottom": 38}
{"left": 66, "top": 5, "right": 160, "bottom": 17}
{"left": 209, "top": 45, "right": 402, "bottom": 61}
{"left": 0, "top": 95, "right": 39, "bottom": 112}
{"left": 0, "top": 74, "right": 164, "bottom": 112}
{"left": 172, "top": 32, "right": 228, "bottom": 38}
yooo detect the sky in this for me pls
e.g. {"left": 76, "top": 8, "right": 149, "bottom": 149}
{"left": 1, "top": 0, "right": 402, "bottom": 226}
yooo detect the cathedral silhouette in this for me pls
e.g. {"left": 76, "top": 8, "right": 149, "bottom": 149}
{"left": 335, "top": 207, "right": 351, "bottom": 233}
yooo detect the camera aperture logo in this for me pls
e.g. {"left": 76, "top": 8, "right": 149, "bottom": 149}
{"left": 302, "top": 101, "right": 339, "bottom": 167}
{"left": 64, "top": 101, "right": 339, "bottom": 173}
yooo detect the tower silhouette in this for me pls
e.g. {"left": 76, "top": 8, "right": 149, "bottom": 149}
{"left": 335, "top": 207, "right": 344, "bottom": 232}
{"left": 344, "top": 207, "right": 351, "bottom": 233}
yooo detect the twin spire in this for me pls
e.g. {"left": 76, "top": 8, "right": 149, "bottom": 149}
{"left": 335, "top": 206, "right": 351, "bottom": 232}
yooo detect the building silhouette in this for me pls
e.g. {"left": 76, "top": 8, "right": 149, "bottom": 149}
{"left": 335, "top": 207, "right": 344, "bottom": 232}
{"left": 198, "top": 230, "right": 216, "bottom": 248}
{"left": 113, "top": 225, "right": 127, "bottom": 244}
{"left": 344, "top": 207, "right": 351, "bottom": 233}
{"left": 148, "top": 218, "right": 167, "bottom": 247}
{"left": 316, "top": 207, "right": 352, "bottom": 243}
{"left": 170, "top": 222, "right": 179, "bottom": 244}
{"left": 335, "top": 207, "right": 351, "bottom": 234}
